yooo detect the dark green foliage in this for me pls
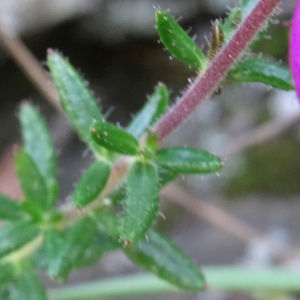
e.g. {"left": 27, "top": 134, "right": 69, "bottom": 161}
{"left": 19, "top": 103, "right": 58, "bottom": 206}
{"left": 72, "top": 160, "right": 111, "bottom": 207}
{"left": 0, "top": 262, "right": 17, "bottom": 286}
{"left": 15, "top": 271, "right": 47, "bottom": 300}
{"left": 156, "top": 10, "right": 207, "bottom": 70}
{"left": 127, "top": 83, "right": 169, "bottom": 138}
{"left": 229, "top": 59, "right": 293, "bottom": 90}
{"left": 14, "top": 148, "right": 48, "bottom": 216}
{"left": 46, "top": 217, "right": 97, "bottom": 280}
{"left": 0, "top": 194, "right": 25, "bottom": 220}
{"left": 122, "top": 160, "right": 159, "bottom": 243}
{"left": 0, "top": 2, "right": 288, "bottom": 297}
{"left": 91, "top": 121, "right": 140, "bottom": 155}
{"left": 156, "top": 147, "right": 224, "bottom": 174}
{"left": 125, "top": 228, "right": 206, "bottom": 290}
{"left": 0, "top": 220, "right": 39, "bottom": 258}
{"left": 47, "top": 50, "right": 104, "bottom": 155}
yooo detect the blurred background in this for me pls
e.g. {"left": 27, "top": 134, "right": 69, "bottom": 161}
{"left": 0, "top": 0, "right": 299, "bottom": 299}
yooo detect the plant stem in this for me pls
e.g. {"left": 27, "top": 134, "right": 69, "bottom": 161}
{"left": 48, "top": 267, "right": 300, "bottom": 300}
{"left": 153, "top": 0, "right": 281, "bottom": 140}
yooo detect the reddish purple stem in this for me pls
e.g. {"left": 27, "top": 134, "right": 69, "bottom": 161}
{"left": 153, "top": 0, "right": 281, "bottom": 141}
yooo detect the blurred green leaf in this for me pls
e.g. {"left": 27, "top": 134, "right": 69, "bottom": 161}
{"left": 156, "top": 10, "right": 207, "bottom": 70}
{"left": 0, "top": 193, "right": 25, "bottom": 220}
{"left": 0, "top": 262, "right": 17, "bottom": 286}
{"left": 19, "top": 103, "right": 58, "bottom": 207}
{"left": 155, "top": 147, "right": 224, "bottom": 174}
{"left": 127, "top": 83, "right": 169, "bottom": 138}
{"left": 124, "top": 228, "right": 206, "bottom": 290}
{"left": 76, "top": 213, "right": 120, "bottom": 267}
{"left": 47, "top": 50, "right": 104, "bottom": 154}
{"left": 14, "top": 148, "right": 49, "bottom": 215}
{"left": 158, "top": 166, "right": 178, "bottom": 186}
{"left": 229, "top": 59, "right": 294, "bottom": 90}
{"left": 47, "top": 217, "right": 97, "bottom": 280}
{"left": 15, "top": 270, "right": 47, "bottom": 300}
{"left": 221, "top": 7, "right": 242, "bottom": 41}
{"left": 72, "top": 160, "right": 111, "bottom": 207}
{"left": 0, "top": 220, "right": 39, "bottom": 258}
{"left": 91, "top": 121, "right": 140, "bottom": 156}
{"left": 122, "top": 160, "right": 159, "bottom": 244}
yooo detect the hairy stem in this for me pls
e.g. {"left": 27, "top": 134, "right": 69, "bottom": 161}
{"left": 153, "top": 0, "right": 281, "bottom": 140}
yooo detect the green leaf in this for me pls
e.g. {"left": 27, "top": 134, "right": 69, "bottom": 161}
{"left": 19, "top": 103, "right": 58, "bottom": 207}
{"left": 127, "top": 83, "right": 169, "bottom": 138}
{"left": 47, "top": 217, "right": 97, "bottom": 280}
{"left": 156, "top": 10, "right": 208, "bottom": 70}
{"left": 0, "top": 262, "right": 17, "bottom": 286}
{"left": 0, "top": 220, "right": 39, "bottom": 258}
{"left": 158, "top": 166, "right": 178, "bottom": 186}
{"left": 72, "top": 160, "right": 111, "bottom": 207}
{"left": 14, "top": 148, "right": 49, "bottom": 215}
{"left": 76, "top": 215, "right": 120, "bottom": 267}
{"left": 0, "top": 193, "right": 25, "bottom": 220}
{"left": 122, "top": 160, "right": 159, "bottom": 244}
{"left": 47, "top": 50, "right": 104, "bottom": 154}
{"left": 223, "top": 0, "right": 267, "bottom": 47}
{"left": 15, "top": 270, "right": 47, "bottom": 300}
{"left": 91, "top": 121, "right": 140, "bottom": 156}
{"left": 229, "top": 59, "right": 294, "bottom": 90}
{"left": 155, "top": 147, "right": 224, "bottom": 174}
{"left": 76, "top": 212, "right": 123, "bottom": 267}
{"left": 124, "top": 228, "right": 206, "bottom": 290}
{"left": 220, "top": 7, "right": 242, "bottom": 42}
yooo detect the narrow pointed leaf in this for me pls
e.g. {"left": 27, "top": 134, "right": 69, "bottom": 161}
{"left": 229, "top": 59, "right": 293, "bottom": 90}
{"left": 19, "top": 103, "right": 58, "bottom": 207}
{"left": 0, "top": 193, "right": 25, "bottom": 220}
{"left": 127, "top": 83, "right": 169, "bottom": 138}
{"left": 124, "top": 228, "right": 206, "bottom": 290}
{"left": 156, "top": 10, "right": 207, "bottom": 70}
{"left": 91, "top": 121, "right": 140, "bottom": 155}
{"left": 0, "top": 220, "right": 39, "bottom": 258}
{"left": 72, "top": 160, "right": 110, "bottom": 207}
{"left": 47, "top": 217, "right": 97, "bottom": 280}
{"left": 14, "top": 148, "right": 49, "bottom": 214}
{"left": 15, "top": 271, "right": 47, "bottom": 300}
{"left": 122, "top": 160, "right": 159, "bottom": 244}
{"left": 156, "top": 147, "right": 223, "bottom": 174}
{"left": 47, "top": 50, "right": 104, "bottom": 153}
{"left": 289, "top": 0, "right": 300, "bottom": 102}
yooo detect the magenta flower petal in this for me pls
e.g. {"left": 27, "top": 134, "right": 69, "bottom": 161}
{"left": 290, "top": 0, "right": 300, "bottom": 102}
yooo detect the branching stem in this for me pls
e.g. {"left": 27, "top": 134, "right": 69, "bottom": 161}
{"left": 153, "top": 0, "right": 281, "bottom": 140}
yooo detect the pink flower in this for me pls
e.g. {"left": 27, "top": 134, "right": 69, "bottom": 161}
{"left": 290, "top": 0, "right": 300, "bottom": 102}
